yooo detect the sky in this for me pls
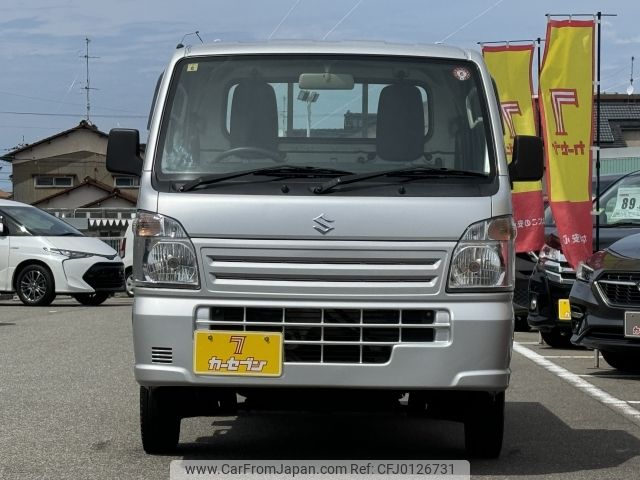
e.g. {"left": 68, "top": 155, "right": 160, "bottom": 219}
{"left": 1, "top": 0, "right": 639, "bottom": 192}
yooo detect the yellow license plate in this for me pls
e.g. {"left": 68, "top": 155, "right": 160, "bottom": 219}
{"left": 193, "top": 331, "right": 283, "bottom": 377}
{"left": 558, "top": 299, "right": 571, "bottom": 321}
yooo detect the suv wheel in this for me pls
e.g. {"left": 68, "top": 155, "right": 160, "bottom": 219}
{"left": 540, "top": 329, "right": 572, "bottom": 348}
{"left": 140, "top": 386, "right": 180, "bottom": 454}
{"left": 464, "top": 391, "right": 504, "bottom": 458}
{"left": 601, "top": 350, "right": 640, "bottom": 373}
{"left": 73, "top": 292, "right": 110, "bottom": 306}
{"left": 16, "top": 264, "right": 56, "bottom": 306}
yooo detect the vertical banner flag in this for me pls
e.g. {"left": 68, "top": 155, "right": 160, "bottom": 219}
{"left": 483, "top": 44, "right": 544, "bottom": 252}
{"left": 539, "top": 20, "right": 595, "bottom": 268}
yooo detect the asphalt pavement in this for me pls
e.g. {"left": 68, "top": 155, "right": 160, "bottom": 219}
{"left": 0, "top": 297, "right": 639, "bottom": 479}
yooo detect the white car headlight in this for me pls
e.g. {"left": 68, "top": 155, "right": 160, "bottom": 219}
{"left": 133, "top": 211, "right": 199, "bottom": 288}
{"left": 448, "top": 216, "right": 515, "bottom": 291}
{"left": 44, "top": 247, "right": 93, "bottom": 259}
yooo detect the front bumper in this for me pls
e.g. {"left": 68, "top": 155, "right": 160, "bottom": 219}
{"left": 527, "top": 265, "right": 574, "bottom": 332}
{"left": 131, "top": 294, "right": 513, "bottom": 391}
{"left": 570, "top": 279, "right": 640, "bottom": 352}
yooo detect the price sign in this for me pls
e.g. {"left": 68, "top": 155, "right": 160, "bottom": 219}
{"left": 610, "top": 187, "right": 640, "bottom": 221}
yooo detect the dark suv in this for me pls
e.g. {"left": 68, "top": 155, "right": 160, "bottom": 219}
{"left": 570, "top": 233, "right": 640, "bottom": 372}
{"left": 527, "top": 171, "right": 640, "bottom": 347}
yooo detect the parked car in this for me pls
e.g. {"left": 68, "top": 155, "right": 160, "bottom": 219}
{"left": 0, "top": 199, "right": 125, "bottom": 306}
{"left": 119, "top": 223, "right": 134, "bottom": 297}
{"left": 570, "top": 233, "right": 640, "bottom": 372}
{"left": 528, "top": 170, "right": 640, "bottom": 347}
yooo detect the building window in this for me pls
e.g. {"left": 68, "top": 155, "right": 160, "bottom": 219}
{"left": 34, "top": 176, "right": 74, "bottom": 188}
{"left": 114, "top": 176, "right": 140, "bottom": 188}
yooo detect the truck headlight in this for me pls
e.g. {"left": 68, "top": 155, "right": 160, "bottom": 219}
{"left": 133, "top": 211, "right": 199, "bottom": 289}
{"left": 448, "top": 216, "right": 515, "bottom": 291}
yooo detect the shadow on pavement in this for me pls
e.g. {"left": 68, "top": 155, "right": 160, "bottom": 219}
{"left": 178, "top": 402, "right": 639, "bottom": 476}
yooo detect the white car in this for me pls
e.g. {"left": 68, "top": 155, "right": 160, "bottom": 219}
{"left": 119, "top": 222, "right": 134, "bottom": 297}
{"left": 0, "top": 199, "right": 125, "bottom": 306}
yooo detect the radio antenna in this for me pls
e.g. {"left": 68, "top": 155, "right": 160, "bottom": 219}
{"left": 82, "top": 37, "right": 99, "bottom": 123}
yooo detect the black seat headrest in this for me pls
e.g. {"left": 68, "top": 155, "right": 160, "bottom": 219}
{"left": 229, "top": 79, "right": 279, "bottom": 152}
{"left": 376, "top": 84, "right": 425, "bottom": 161}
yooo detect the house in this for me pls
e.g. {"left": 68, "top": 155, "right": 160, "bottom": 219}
{"left": 3, "top": 120, "right": 143, "bottom": 238}
{"left": 4, "top": 120, "right": 140, "bottom": 205}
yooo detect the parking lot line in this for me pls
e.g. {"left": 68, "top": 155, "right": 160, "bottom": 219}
{"left": 514, "top": 342, "right": 640, "bottom": 428}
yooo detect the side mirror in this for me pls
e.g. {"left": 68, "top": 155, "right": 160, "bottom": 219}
{"left": 106, "top": 129, "right": 143, "bottom": 177}
{"left": 509, "top": 135, "right": 544, "bottom": 182}
{"left": 0, "top": 216, "right": 5, "bottom": 236}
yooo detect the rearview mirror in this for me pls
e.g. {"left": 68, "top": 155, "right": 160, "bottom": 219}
{"left": 106, "top": 129, "right": 143, "bottom": 177}
{"left": 509, "top": 135, "right": 544, "bottom": 182}
{"left": 299, "top": 73, "right": 354, "bottom": 90}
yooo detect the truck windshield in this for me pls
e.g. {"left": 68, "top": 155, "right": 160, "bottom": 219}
{"left": 156, "top": 54, "right": 495, "bottom": 184}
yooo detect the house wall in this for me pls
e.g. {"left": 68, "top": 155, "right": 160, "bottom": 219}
{"left": 34, "top": 185, "right": 109, "bottom": 208}
{"left": 11, "top": 129, "right": 139, "bottom": 204}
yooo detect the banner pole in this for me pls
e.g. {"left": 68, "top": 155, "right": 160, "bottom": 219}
{"left": 536, "top": 37, "right": 542, "bottom": 136}
{"left": 595, "top": 11, "right": 602, "bottom": 251}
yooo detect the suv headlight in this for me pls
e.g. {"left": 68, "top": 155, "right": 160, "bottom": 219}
{"left": 448, "top": 216, "right": 515, "bottom": 291}
{"left": 133, "top": 211, "right": 199, "bottom": 289}
{"left": 575, "top": 262, "right": 594, "bottom": 283}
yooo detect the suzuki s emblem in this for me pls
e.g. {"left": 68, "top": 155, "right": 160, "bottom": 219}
{"left": 313, "top": 214, "right": 335, "bottom": 234}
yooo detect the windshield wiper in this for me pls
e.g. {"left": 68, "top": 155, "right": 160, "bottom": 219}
{"left": 179, "top": 165, "right": 353, "bottom": 192}
{"left": 313, "top": 166, "right": 488, "bottom": 194}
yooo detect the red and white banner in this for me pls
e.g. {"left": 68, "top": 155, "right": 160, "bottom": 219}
{"left": 539, "top": 19, "right": 595, "bottom": 268}
{"left": 483, "top": 44, "right": 544, "bottom": 252}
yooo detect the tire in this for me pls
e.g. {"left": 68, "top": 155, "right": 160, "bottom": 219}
{"left": 540, "top": 328, "right": 572, "bottom": 348}
{"left": 601, "top": 350, "right": 640, "bottom": 373}
{"left": 16, "top": 264, "right": 56, "bottom": 306}
{"left": 73, "top": 292, "right": 110, "bottom": 306}
{"left": 140, "top": 386, "right": 180, "bottom": 454}
{"left": 464, "top": 391, "right": 505, "bottom": 458}
{"left": 125, "top": 269, "right": 134, "bottom": 297}
{"left": 514, "top": 315, "right": 531, "bottom": 332}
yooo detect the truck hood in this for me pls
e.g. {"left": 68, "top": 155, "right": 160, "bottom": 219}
{"left": 157, "top": 194, "right": 493, "bottom": 241}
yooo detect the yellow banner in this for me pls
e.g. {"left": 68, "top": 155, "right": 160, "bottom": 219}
{"left": 483, "top": 44, "right": 540, "bottom": 194}
{"left": 539, "top": 20, "right": 594, "bottom": 202}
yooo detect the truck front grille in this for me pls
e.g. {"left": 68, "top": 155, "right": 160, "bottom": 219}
{"left": 196, "top": 307, "right": 446, "bottom": 364}
{"left": 597, "top": 272, "right": 640, "bottom": 307}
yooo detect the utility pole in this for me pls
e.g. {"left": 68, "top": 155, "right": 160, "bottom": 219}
{"left": 82, "top": 37, "right": 99, "bottom": 123}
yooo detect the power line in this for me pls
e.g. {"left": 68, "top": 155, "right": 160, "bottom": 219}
{"left": 268, "top": 0, "right": 302, "bottom": 40}
{"left": 0, "top": 111, "right": 146, "bottom": 119}
{"left": 322, "top": 0, "right": 362, "bottom": 40}
{"left": 439, "top": 0, "right": 506, "bottom": 44}
{"left": 0, "top": 90, "right": 142, "bottom": 114}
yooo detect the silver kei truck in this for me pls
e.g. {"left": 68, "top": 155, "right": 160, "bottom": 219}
{"left": 107, "top": 41, "right": 542, "bottom": 457}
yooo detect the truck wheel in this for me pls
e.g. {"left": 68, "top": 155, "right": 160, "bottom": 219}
{"left": 540, "top": 329, "right": 572, "bottom": 348}
{"left": 601, "top": 351, "right": 640, "bottom": 373}
{"left": 140, "top": 386, "right": 180, "bottom": 454}
{"left": 464, "top": 391, "right": 504, "bottom": 458}
{"left": 73, "top": 292, "right": 110, "bottom": 306}
{"left": 16, "top": 264, "right": 56, "bottom": 306}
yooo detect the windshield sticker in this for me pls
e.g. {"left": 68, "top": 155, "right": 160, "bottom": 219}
{"left": 610, "top": 186, "right": 640, "bottom": 221}
{"left": 187, "top": 63, "right": 199, "bottom": 72}
{"left": 452, "top": 67, "right": 471, "bottom": 81}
